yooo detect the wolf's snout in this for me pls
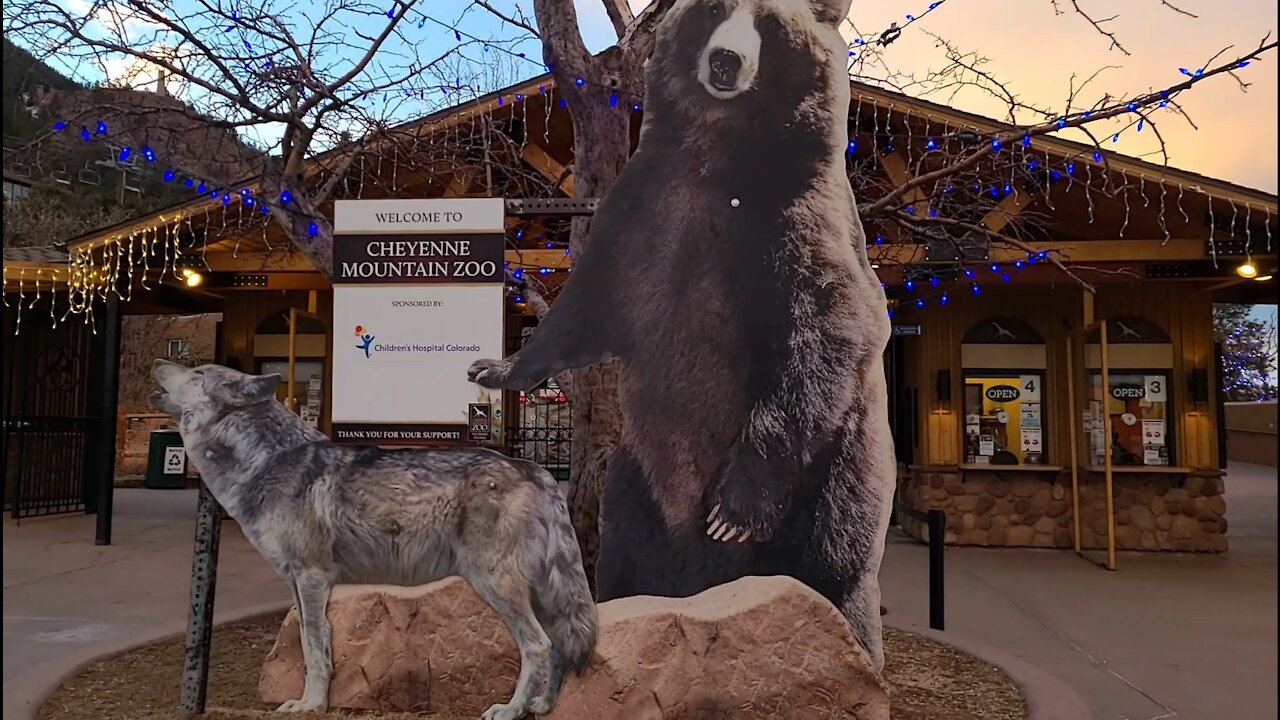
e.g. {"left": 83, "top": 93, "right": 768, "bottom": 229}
{"left": 152, "top": 358, "right": 183, "bottom": 386}
{"left": 708, "top": 48, "right": 742, "bottom": 91}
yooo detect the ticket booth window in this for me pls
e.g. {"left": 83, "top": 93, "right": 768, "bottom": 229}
{"left": 963, "top": 373, "right": 1047, "bottom": 465}
{"left": 961, "top": 316, "right": 1048, "bottom": 466}
{"left": 1088, "top": 372, "right": 1173, "bottom": 466}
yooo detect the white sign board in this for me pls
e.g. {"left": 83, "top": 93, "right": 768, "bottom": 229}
{"left": 163, "top": 446, "right": 186, "bottom": 475}
{"left": 331, "top": 199, "right": 504, "bottom": 445}
{"left": 1144, "top": 375, "right": 1168, "bottom": 402}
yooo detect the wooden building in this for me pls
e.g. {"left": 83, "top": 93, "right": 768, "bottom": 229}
{"left": 6, "top": 74, "right": 1275, "bottom": 555}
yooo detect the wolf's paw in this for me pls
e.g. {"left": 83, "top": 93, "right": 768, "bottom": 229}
{"left": 528, "top": 694, "right": 558, "bottom": 715}
{"left": 467, "top": 358, "right": 512, "bottom": 389}
{"left": 706, "top": 442, "right": 789, "bottom": 543}
{"left": 482, "top": 701, "right": 530, "bottom": 720}
{"left": 276, "top": 697, "right": 327, "bottom": 713}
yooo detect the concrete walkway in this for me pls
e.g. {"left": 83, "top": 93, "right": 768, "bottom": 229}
{"left": 881, "top": 461, "right": 1277, "bottom": 720}
{"left": 3, "top": 463, "right": 1276, "bottom": 720}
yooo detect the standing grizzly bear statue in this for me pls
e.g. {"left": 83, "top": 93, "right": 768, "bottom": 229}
{"left": 468, "top": 0, "right": 895, "bottom": 668}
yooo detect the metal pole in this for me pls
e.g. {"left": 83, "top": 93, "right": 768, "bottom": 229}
{"left": 94, "top": 293, "right": 122, "bottom": 546}
{"left": 927, "top": 508, "right": 945, "bottom": 631}
{"left": 180, "top": 482, "right": 222, "bottom": 715}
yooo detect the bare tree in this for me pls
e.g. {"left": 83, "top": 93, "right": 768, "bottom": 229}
{"left": 4, "top": 0, "right": 1275, "bottom": 587}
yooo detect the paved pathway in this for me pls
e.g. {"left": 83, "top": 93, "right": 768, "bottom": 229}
{"left": 880, "top": 461, "right": 1277, "bottom": 720}
{"left": 3, "top": 463, "right": 1276, "bottom": 720}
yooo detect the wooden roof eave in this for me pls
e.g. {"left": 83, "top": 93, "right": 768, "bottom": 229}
{"left": 848, "top": 83, "right": 1278, "bottom": 210}
{"left": 60, "top": 73, "right": 1276, "bottom": 255}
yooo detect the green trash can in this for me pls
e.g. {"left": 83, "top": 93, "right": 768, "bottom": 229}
{"left": 144, "top": 429, "right": 188, "bottom": 489}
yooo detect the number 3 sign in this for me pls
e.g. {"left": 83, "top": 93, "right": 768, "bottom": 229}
{"left": 1144, "top": 375, "right": 1167, "bottom": 402}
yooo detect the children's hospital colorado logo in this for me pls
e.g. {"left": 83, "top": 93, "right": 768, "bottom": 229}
{"left": 351, "top": 324, "right": 481, "bottom": 358}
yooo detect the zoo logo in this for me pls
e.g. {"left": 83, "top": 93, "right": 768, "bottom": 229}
{"left": 353, "top": 325, "right": 375, "bottom": 358}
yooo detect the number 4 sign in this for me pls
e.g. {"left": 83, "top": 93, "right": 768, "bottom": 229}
{"left": 1019, "top": 375, "right": 1042, "bottom": 402}
{"left": 1144, "top": 375, "right": 1167, "bottom": 402}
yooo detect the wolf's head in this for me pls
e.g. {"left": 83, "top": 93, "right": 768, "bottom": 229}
{"left": 151, "top": 359, "right": 281, "bottom": 420}
{"left": 648, "top": 0, "right": 850, "bottom": 120}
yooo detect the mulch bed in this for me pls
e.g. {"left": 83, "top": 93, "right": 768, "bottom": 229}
{"left": 38, "top": 612, "right": 1026, "bottom": 720}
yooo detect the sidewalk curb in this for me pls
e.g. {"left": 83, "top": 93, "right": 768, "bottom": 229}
{"left": 887, "top": 621, "right": 1093, "bottom": 720}
{"left": 2, "top": 600, "right": 293, "bottom": 720}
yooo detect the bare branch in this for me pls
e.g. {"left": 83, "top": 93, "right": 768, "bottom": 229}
{"left": 600, "top": 0, "right": 637, "bottom": 39}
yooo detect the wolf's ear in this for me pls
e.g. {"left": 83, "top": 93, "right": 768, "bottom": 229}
{"left": 810, "top": 0, "right": 851, "bottom": 26}
{"left": 241, "top": 374, "right": 282, "bottom": 404}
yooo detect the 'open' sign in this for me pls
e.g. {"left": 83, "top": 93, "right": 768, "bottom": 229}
{"left": 985, "top": 385, "right": 1020, "bottom": 402}
{"left": 1111, "top": 385, "right": 1145, "bottom": 400}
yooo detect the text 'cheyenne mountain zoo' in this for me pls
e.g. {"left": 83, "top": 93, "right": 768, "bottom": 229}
{"left": 330, "top": 199, "right": 506, "bottom": 445}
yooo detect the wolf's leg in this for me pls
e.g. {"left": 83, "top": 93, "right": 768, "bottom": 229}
{"left": 276, "top": 571, "right": 334, "bottom": 713}
{"left": 527, "top": 646, "right": 567, "bottom": 715}
{"left": 469, "top": 568, "right": 552, "bottom": 720}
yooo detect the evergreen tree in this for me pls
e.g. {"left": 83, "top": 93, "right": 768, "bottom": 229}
{"left": 1214, "top": 304, "right": 1279, "bottom": 402}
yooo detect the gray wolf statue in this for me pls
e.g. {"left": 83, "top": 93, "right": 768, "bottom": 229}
{"left": 150, "top": 360, "right": 597, "bottom": 719}
{"left": 468, "top": 0, "right": 895, "bottom": 670}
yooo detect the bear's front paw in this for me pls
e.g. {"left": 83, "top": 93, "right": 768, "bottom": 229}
{"left": 467, "top": 358, "right": 511, "bottom": 389}
{"left": 706, "top": 443, "right": 788, "bottom": 544}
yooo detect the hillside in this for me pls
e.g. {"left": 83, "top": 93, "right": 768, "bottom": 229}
{"left": 3, "top": 37, "right": 263, "bottom": 248}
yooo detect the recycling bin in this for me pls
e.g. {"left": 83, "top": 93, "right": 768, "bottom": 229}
{"left": 144, "top": 429, "right": 188, "bottom": 489}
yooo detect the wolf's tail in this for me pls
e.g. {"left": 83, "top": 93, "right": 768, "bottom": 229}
{"left": 528, "top": 467, "right": 598, "bottom": 676}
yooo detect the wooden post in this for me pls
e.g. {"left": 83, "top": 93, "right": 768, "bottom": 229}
{"left": 1066, "top": 335, "right": 1082, "bottom": 554}
{"left": 1099, "top": 320, "right": 1117, "bottom": 571}
{"left": 94, "top": 293, "right": 122, "bottom": 546}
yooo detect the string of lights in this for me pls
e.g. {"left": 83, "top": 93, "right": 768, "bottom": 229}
{"left": 6, "top": 4, "right": 1273, "bottom": 331}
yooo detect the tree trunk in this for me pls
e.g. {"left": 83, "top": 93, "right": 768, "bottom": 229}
{"left": 530, "top": 0, "right": 650, "bottom": 593}
{"left": 559, "top": 75, "right": 639, "bottom": 593}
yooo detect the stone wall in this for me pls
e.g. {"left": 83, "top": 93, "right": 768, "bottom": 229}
{"left": 899, "top": 466, "right": 1227, "bottom": 553}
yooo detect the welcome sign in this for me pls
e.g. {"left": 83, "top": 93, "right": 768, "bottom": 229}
{"left": 331, "top": 199, "right": 504, "bottom": 445}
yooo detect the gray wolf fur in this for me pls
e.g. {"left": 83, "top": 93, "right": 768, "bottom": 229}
{"left": 150, "top": 360, "right": 597, "bottom": 719}
{"left": 467, "top": 0, "right": 895, "bottom": 669}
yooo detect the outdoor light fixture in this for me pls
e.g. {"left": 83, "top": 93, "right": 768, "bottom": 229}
{"left": 175, "top": 256, "right": 207, "bottom": 288}
{"left": 1235, "top": 261, "right": 1258, "bottom": 279}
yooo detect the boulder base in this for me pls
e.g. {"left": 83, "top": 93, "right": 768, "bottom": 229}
{"left": 260, "top": 575, "right": 889, "bottom": 719}
{"left": 259, "top": 579, "right": 518, "bottom": 715}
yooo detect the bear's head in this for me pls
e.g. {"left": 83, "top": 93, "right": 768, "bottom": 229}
{"left": 646, "top": 0, "right": 851, "bottom": 132}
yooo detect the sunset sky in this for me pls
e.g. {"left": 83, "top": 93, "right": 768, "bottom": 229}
{"left": 572, "top": 0, "right": 1279, "bottom": 193}
{"left": 38, "top": 0, "right": 1279, "bottom": 193}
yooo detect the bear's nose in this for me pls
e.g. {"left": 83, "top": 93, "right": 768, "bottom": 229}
{"left": 708, "top": 48, "right": 742, "bottom": 91}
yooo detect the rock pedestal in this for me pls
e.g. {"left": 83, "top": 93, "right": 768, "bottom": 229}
{"left": 259, "top": 579, "right": 519, "bottom": 715}
{"left": 260, "top": 576, "right": 890, "bottom": 720}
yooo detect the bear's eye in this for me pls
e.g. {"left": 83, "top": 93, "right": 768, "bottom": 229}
{"left": 707, "top": 2, "right": 723, "bottom": 18}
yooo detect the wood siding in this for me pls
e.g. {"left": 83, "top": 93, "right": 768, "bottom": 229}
{"left": 219, "top": 291, "right": 335, "bottom": 434}
{"left": 896, "top": 281, "right": 1218, "bottom": 470}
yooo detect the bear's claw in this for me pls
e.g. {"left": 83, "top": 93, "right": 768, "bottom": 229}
{"left": 707, "top": 503, "right": 753, "bottom": 543}
{"left": 467, "top": 358, "right": 511, "bottom": 388}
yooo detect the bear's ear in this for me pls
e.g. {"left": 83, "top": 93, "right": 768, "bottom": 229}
{"left": 809, "top": 0, "right": 851, "bottom": 26}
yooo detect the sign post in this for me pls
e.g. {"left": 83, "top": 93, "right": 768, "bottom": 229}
{"left": 331, "top": 199, "right": 505, "bottom": 445}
